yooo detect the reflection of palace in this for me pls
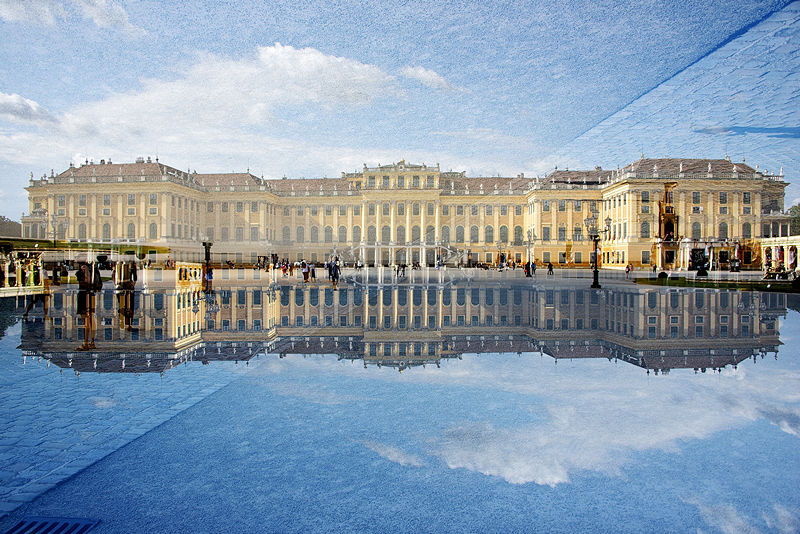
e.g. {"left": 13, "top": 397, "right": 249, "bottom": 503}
{"left": 274, "top": 282, "right": 785, "bottom": 374}
{"left": 22, "top": 157, "right": 789, "bottom": 270}
{"left": 13, "top": 273, "right": 786, "bottom": 375}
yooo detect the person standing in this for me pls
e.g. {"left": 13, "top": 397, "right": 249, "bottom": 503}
{"left": 547, "top": 262, "right": 553, "bottom": 275}
{"left": 330, "top": 260, "right": 340, "bottom": 290}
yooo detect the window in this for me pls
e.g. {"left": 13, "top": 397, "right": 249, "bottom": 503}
{"left": 558, "top": 200, "right": 566, "bottom": 211}
{"left": 719, "top": 192, "right": 727, "bottom": 204}
{"left": 398, "top": 203, "right": 405, "bottom": 215}
{"left": 325, "top": 226, "right": 333, "bottom": 242}
{"left": 542, "top": 227, "right": 551, "bottom": 241}
{"left": 127, "top": 223, "right": 135, "bottom": 239}
{"left": 368, "top": 176, "right": 375, "bottom": 188}
{"left": 692, "top": 192, "right": 700, "bottom": 204}
{"left": 149, "top": 223, "right": 158, "bottom": 239}
{"left": 486, "top": 205, "right": 492, "bottom": 216}
{"left": 103, "top": 194, "right": 110, "bottom": 206}
{"left": 641, "top": 221, "right": 650, "bottom": 238}
{"left": 128, "top": 193, "right": 135, "bottom": 206}
{"left": 573, "top": 226, "right": 582, "bottom": 241}
{"left": 719, "top": 222, "right": 728, "bottom": 239}
{"left": 353, "top": 205, "right": 360, "bottom": 216}
{"left": 720, "top": 206, "right": 728, "bottom": 214}
{"left": 413, "top": 203, "right": 420, "bottom": 216}
{"left": 150, "top": 193, "right": 157, "bottom": 205}
{"left": 641, "top": 191, "right": 649, "bottom": 203}
{"left": 692, "top": 222, "right": 701, "bottom": 239}
{"left": 338, "top": 226, "right": 347, "bottom": 242}
{"left": 427, "top": 176, "right": 434, "bottom": 188}
{"left": 298, "top": 206, "right": 304, "bottom": 216}
{"left": 339, "top": 205, "right": 346, "bottom": 216}
{"left": 369, "top": 204, "right": 375, "bottom": 216}
{"left": 222, "top": 202, "right": 228, "bottom": 212}
{"left": 642, "top": 250, "right": 650, "bottom": 264}
{"left": 295, "top": 226, "right": 304, "bottom": 242}
{"left": 558, "top": 226, "right": 566, "bottom": 241}
{"left": 574, "top": 201, "right": 582, "bottom": 211}
{"left": 442, "top": 205, "right": 449, "bottom": 215}
{"left": 222, "top": 227, "right": 229, "bottom": 241}
{"left": 397, "top": 226, "right": 405, "bottom": 243}
{"left": 236, "top": 227, "right": 244, "bottom": 241}
{"left": 485, "top": 226, "right": 494, "bottom": 242}
{"left": 311, "top": 226, "right": 319, "bottom": 242}
{"left": 78, "top": 194, "right": 86, "bottom": 207}
{"left": 397, "top": 176, "right": 405, "bottom": 188}
{"left": 456, "top": 226, "right": 464, "bottom": 242}
{"left": 382, "top": 176, "right": 389, "bottom": 188}
{"left": 58, "top": 195, "right": 65, "bottom": 207}
{"left": 251, "top": 201, "right": 258, "bottom": 213}
{"left": 428, "top": 203, "right": 434, "bottom": 216}
{"left": 499, "top": 225, "right": 508, "bottom": 242}
{"left": 250, "top": 227, "right": 259, "bottom": 241}
{"left": 382, "top": 203, "right": 390, "bottom": 216}
{"left": 514, "top": 226, "right": 523, "bottom": 244}
{"left": 743, "top": 192, "right": 751, "bottom": 204}
{"left": 742, "top": 222, "right": 751, "bottom": 239}
{"left": 412, "top": 176, "right": 419, "bottom": 188}
{"left": 470, "top": 225, "right": 479, "bottom": 242}
{"left": 542, "top": 200, "right": 550, "bottom": 212}
{"left": 457, "top": 206, "right": 464, "bottom": 215}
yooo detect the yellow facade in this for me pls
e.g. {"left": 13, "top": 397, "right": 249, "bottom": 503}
{"left": 22, "top": 157, "right": 789, "bottom": 270}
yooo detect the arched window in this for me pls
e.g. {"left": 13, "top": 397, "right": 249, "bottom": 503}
{"left": 719, "top": 222, "right": 728, "bottom": 239}
{"left": 310, "top": 226, "right": 319, "bottom": 242}
{"left": 456, "top": 226, "right": 464, "bottom": 243}
{"left": 640, "top": 221, "right": 650, "bottom": 239}
{"left": 102, "top": 223, "right": 111, "bottom": 241}
{"left": 470, "top": 225, "right": 479, "bottom": 242}
{"left": 78, "top": 223, "right": 86, "bottom": 240}
{"left": 127, "top": 223, "right": 135, "bottom": 239}
{"left": 499, "top": 225, "right": 508, "bottom": 243}
{"left": 691, "top": 222, "right": 701, "bottom": 240}
{"left": 324, "top": 226, "right": 333, "bottom": 243}
{"left": 367, "top": 225, "right": 376, "bottom": 243}
{"left": 514, "top": 226, "right": 523, "bottom": 244}
{"left": 296, "top": 226, "right": 305, "bottom": 243}
{"left": 352, "top": 226, "right": 361, "bottom": 242}
{"left": 441, "top": 226, "right": 450, "bottom": 243}
{"left": 742, "top": 222, "right": 751, "bottom": 239}
{"left": 397, "top": 226, "right": 406, "bottom": 243}
{"left": 425, "top": 225, "right": 435, "bottom": 244}
{"left": 283, "top": 226, "right": 291, "bottom": 242}
{"left": 411, "top": 226, "right": 420, "bottom": 242}
{"left": 338, "top": 226, "right": 347, "bottom": 242}
{"left": 381, "top": 225, "right": 391, "bottom": 244}
{"left": 485, "top": 225, "right": 494, "bottom": 243}
{"left": 149, "top": 222, "right": 158, "bottom": 240}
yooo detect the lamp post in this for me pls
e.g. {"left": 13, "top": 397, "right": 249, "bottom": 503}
{"left": 585, "top": 216, "right": 611, "bottom": 289}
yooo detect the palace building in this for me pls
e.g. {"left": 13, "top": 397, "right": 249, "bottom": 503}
{"left": 21, "top": 156, "right": 790, "bottom": 270}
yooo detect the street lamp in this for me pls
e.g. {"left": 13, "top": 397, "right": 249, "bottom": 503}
{"left": 584, "top": 216, "right": 611, "bottom": 289}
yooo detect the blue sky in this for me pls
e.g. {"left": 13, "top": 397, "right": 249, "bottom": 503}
{"left": 0, "top": 0, "right": 797, "bottom": 218}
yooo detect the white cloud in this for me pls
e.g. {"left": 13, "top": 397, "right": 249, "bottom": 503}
{"left": 400, "top": 65, "right": 462, "bottom": 91}
{"left": 687, "top": 499, "right": 762, "bottom": 534}
{"left": 763, "top": 504, "right": 800, "bottom": 534}
{"left": 0, "top": 0, "right": 64, "bottom": 24}
{"left": 0, "top": 92, "right": 57, "bottom": 124}
{"left": 359, "top": 440, "right": 425, "bottom": 467}
{"left": 72, "top": 0, "right": 144, "bottom": 36}
{"left": 0, "top": 0, "right": 143, "bottom": 35}
{"left": 0, "top": 44, "right": 403, "bottom": 173}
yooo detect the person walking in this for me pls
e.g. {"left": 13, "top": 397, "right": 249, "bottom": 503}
{"left": 547, "top": 262, "right": 553, "bottom": 275}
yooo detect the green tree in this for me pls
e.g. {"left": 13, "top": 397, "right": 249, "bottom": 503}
{"left": 0, "top": 216, "right": 21, "bottom": 237}
{"left": 789, "top": 204, "right": 800, "bottom": 236}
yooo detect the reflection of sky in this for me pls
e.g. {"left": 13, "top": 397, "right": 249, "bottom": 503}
{"left": 1, "top": 305, "right": 798, "bottom": 531}
{"left": 557, "top": 3, "right": 800, "bottom": 204}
